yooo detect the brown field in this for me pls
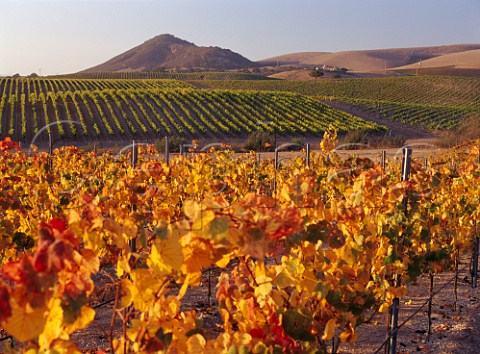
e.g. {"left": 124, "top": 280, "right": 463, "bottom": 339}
{"left": 267, "top": 69, "right": 390, "bottom": 80}
{"left": 260, "top": 44, "right": 480, "bottom": 73}
{"left": 393, "top": 49, "right": 480, "bottom": 70}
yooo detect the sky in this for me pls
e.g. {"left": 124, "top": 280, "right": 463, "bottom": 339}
{"left": 1, "top": 0, "right": 479, "bottom": 76}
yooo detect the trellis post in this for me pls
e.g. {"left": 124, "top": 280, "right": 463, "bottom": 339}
{"left": 165, "top": 136, "right": 170, "bottom": 165}
{"left": 386, "top": 147, "right": 412, "bottom": 354}
{"left": 306, "top": 143, "right": 310, "bottom": 167}
{"left": 472, "top": 221, "right": 479, "bottom": 288}
{"left": 130, "top": 140, "right": 138, "bottom": 257}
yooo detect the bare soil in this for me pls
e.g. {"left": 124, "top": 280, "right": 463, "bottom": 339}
{"left": 341, "top": 263, "right": 480, "bottom": 353}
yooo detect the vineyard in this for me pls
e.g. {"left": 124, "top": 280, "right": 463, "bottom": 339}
{"left": 0, "top": 134, "right": 479, "bottom": 353}
{"left": 0, "top": 78, "right": 385, "bottom": 144}
{"left": 394, "top": 67, "right": 480, "bottom": 78}
{"left": 49, "top": 71, "right": 274, "bottom": 81}
{"left": 199, "top": 76, "right": 480, "bottom": 131}
{"left": 0, "top": 77, "right": 192, "bottom": 95}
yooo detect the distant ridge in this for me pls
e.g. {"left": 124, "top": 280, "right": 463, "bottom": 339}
{"left": 81, "top": 36, "right": 480, "bottom": 76}
{"left": 392, "top": 49, "right": 480, "bottom": 70}
{"left": 260, "top": 44, "right": 480, "bottom": 72}
{"left": 82, "top": 34, "right": 255, "bottom": 72}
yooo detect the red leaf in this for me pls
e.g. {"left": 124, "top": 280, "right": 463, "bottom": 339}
{"left": 49, "top": 240, "right": 71, "bottom": 271}
{"left": 250, "top": 328, "right": 266, "bottom": 339}
{"left": 0, "top": 137, "right": 20, "bottom": 152}
{"left": 50, "top": 218, "right": 67, "bottom": 233}
{"left": 33, "top": 239, "right": 53, "bottom": 272}
{"left": 0, "top": 286, "right": 11, "bottom": 322}
{"left": 2, "top": 257, "right": 36, "bottom": 285}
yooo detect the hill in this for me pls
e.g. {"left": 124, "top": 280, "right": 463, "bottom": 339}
{"left": 392, "top": 49, "right": 480, "bottom": 70}
{"left": 260, "top": 44, "right": 480, "bottom": 72}
{"left": 82, "top": 34, "right": 255, "bottom": 72}
{"left": 81, "top": 36, "right": 480, "bottom": 76}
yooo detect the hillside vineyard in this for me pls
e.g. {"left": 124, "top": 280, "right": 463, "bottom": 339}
{"left": 0, "top": 78, "right": 385, "bottom": 143}
{"left": 201, "top": 76, "right": 480, "bottom": 131}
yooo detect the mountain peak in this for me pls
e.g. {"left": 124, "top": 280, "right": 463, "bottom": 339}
{"left": 144, "top": 34, "right": 194, "bottom": 46}
{"left": 82, "top": 34, "right": 253, "bottom": 72}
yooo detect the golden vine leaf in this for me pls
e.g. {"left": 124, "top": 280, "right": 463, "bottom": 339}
{"left": 186, "top": 333, "right": 206, "bottom": 353}
{"left": 148, "top": 235, "right": 183, "bottom": 276}
{"left": 64, "top": 305, "right": 95, "bottom": 333}
{"left": 322, "top": 318, "right": 336, "bottom": 341}
{"left": 3, "top": 299, "right": 47, "bottom": 342}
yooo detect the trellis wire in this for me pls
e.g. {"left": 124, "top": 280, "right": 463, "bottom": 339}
{"left": 374, "top": 260, "right": 472, "bottom": 354}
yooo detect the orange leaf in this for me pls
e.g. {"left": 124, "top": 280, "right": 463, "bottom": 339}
{"left": 322, "top": 318, "right": 336, "bottom": 341}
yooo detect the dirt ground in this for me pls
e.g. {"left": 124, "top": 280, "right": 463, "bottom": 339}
{"left": 46, "top": 255, "right": 480, "bottom": 353}
{"left": 340, "top": 263, "right": 480, "bottom": 353}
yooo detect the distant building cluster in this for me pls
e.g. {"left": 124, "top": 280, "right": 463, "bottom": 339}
{"left": 319, "top": 65, "right": 348, "bottom": 72}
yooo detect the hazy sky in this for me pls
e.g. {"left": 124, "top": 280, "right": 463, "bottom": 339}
{"left": 1, "top": 0, "right": 479, "bottom": 75}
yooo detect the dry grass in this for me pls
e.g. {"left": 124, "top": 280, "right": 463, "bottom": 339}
{"left": 434, "top": 114, "right": 480, "bottom": 147}
{"left": 393, "top": 49, "right": 480, "bottom": 70}
{"left": 260, "top": 44, "right": 480, "bottom": 73}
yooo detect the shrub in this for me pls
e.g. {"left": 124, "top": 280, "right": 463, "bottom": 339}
{"left": 338, "top": 130, "right": 407, "bottom": 149}
{"left": 244, "top": 131, "right": 275, "bottom": 152}
{"left": 435, "top": 113, "right": 480, "bottom": 147}
{"left": 156, "top": 136, "right": 186, "bottom": 153}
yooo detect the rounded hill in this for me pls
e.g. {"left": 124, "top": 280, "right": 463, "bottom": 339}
{"left": 82, "top": 34, "right": 255, "bottom": 72}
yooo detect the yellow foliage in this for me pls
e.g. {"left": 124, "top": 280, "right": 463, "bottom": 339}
{"left": 3, "top": 299, "right": 47, "bottom": 342}
{"left": 64, "top": 305, "right": 95, "bottom": 333}
{"left": 187, "top": 333, "right": 206, "bottom": 353}
{"left": 148, "top": 234, "right": 183, "bottom": 276}
{"left": 322, "top": 318, "right": 337, "bottom": 341}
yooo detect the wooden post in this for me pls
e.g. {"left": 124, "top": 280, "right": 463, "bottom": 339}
{"left": 48, "top": 133, "right": 53, "bottom": 171}
{"left": 130, "top": 140, "right": 138, "bottom": 260}
{"left": 386, "top": 148, "right": 412, "bottom": 354}
{"left": 131, "top": 140, "right": 137, "bottom": 168}
{"left": 48, "top": 133, "right": 53, "bottom": 156}
{"left": 274, "top": 147, "right": 279, "bottom": 170}
{"left": 165, "top": 136, "right": 170, "bottom": 164}
{"left": 306, "top": 143, "right": 310, "bottom": 167}
{"left": 472, "top": 221, "right": 479, "bottom": 288}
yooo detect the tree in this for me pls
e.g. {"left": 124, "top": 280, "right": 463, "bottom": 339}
{"left": 309, "top": 68, "right": 324, "bottom": 79}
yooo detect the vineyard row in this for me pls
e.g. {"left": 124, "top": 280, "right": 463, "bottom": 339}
{"left": 0, "top": 88, "right": 385, "bottom": 143}
{"left": 198, "top": 76, "right": 480, "bottom": 132}
{"left": 0, "top": 77, "right": 191, "bottom": 97}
